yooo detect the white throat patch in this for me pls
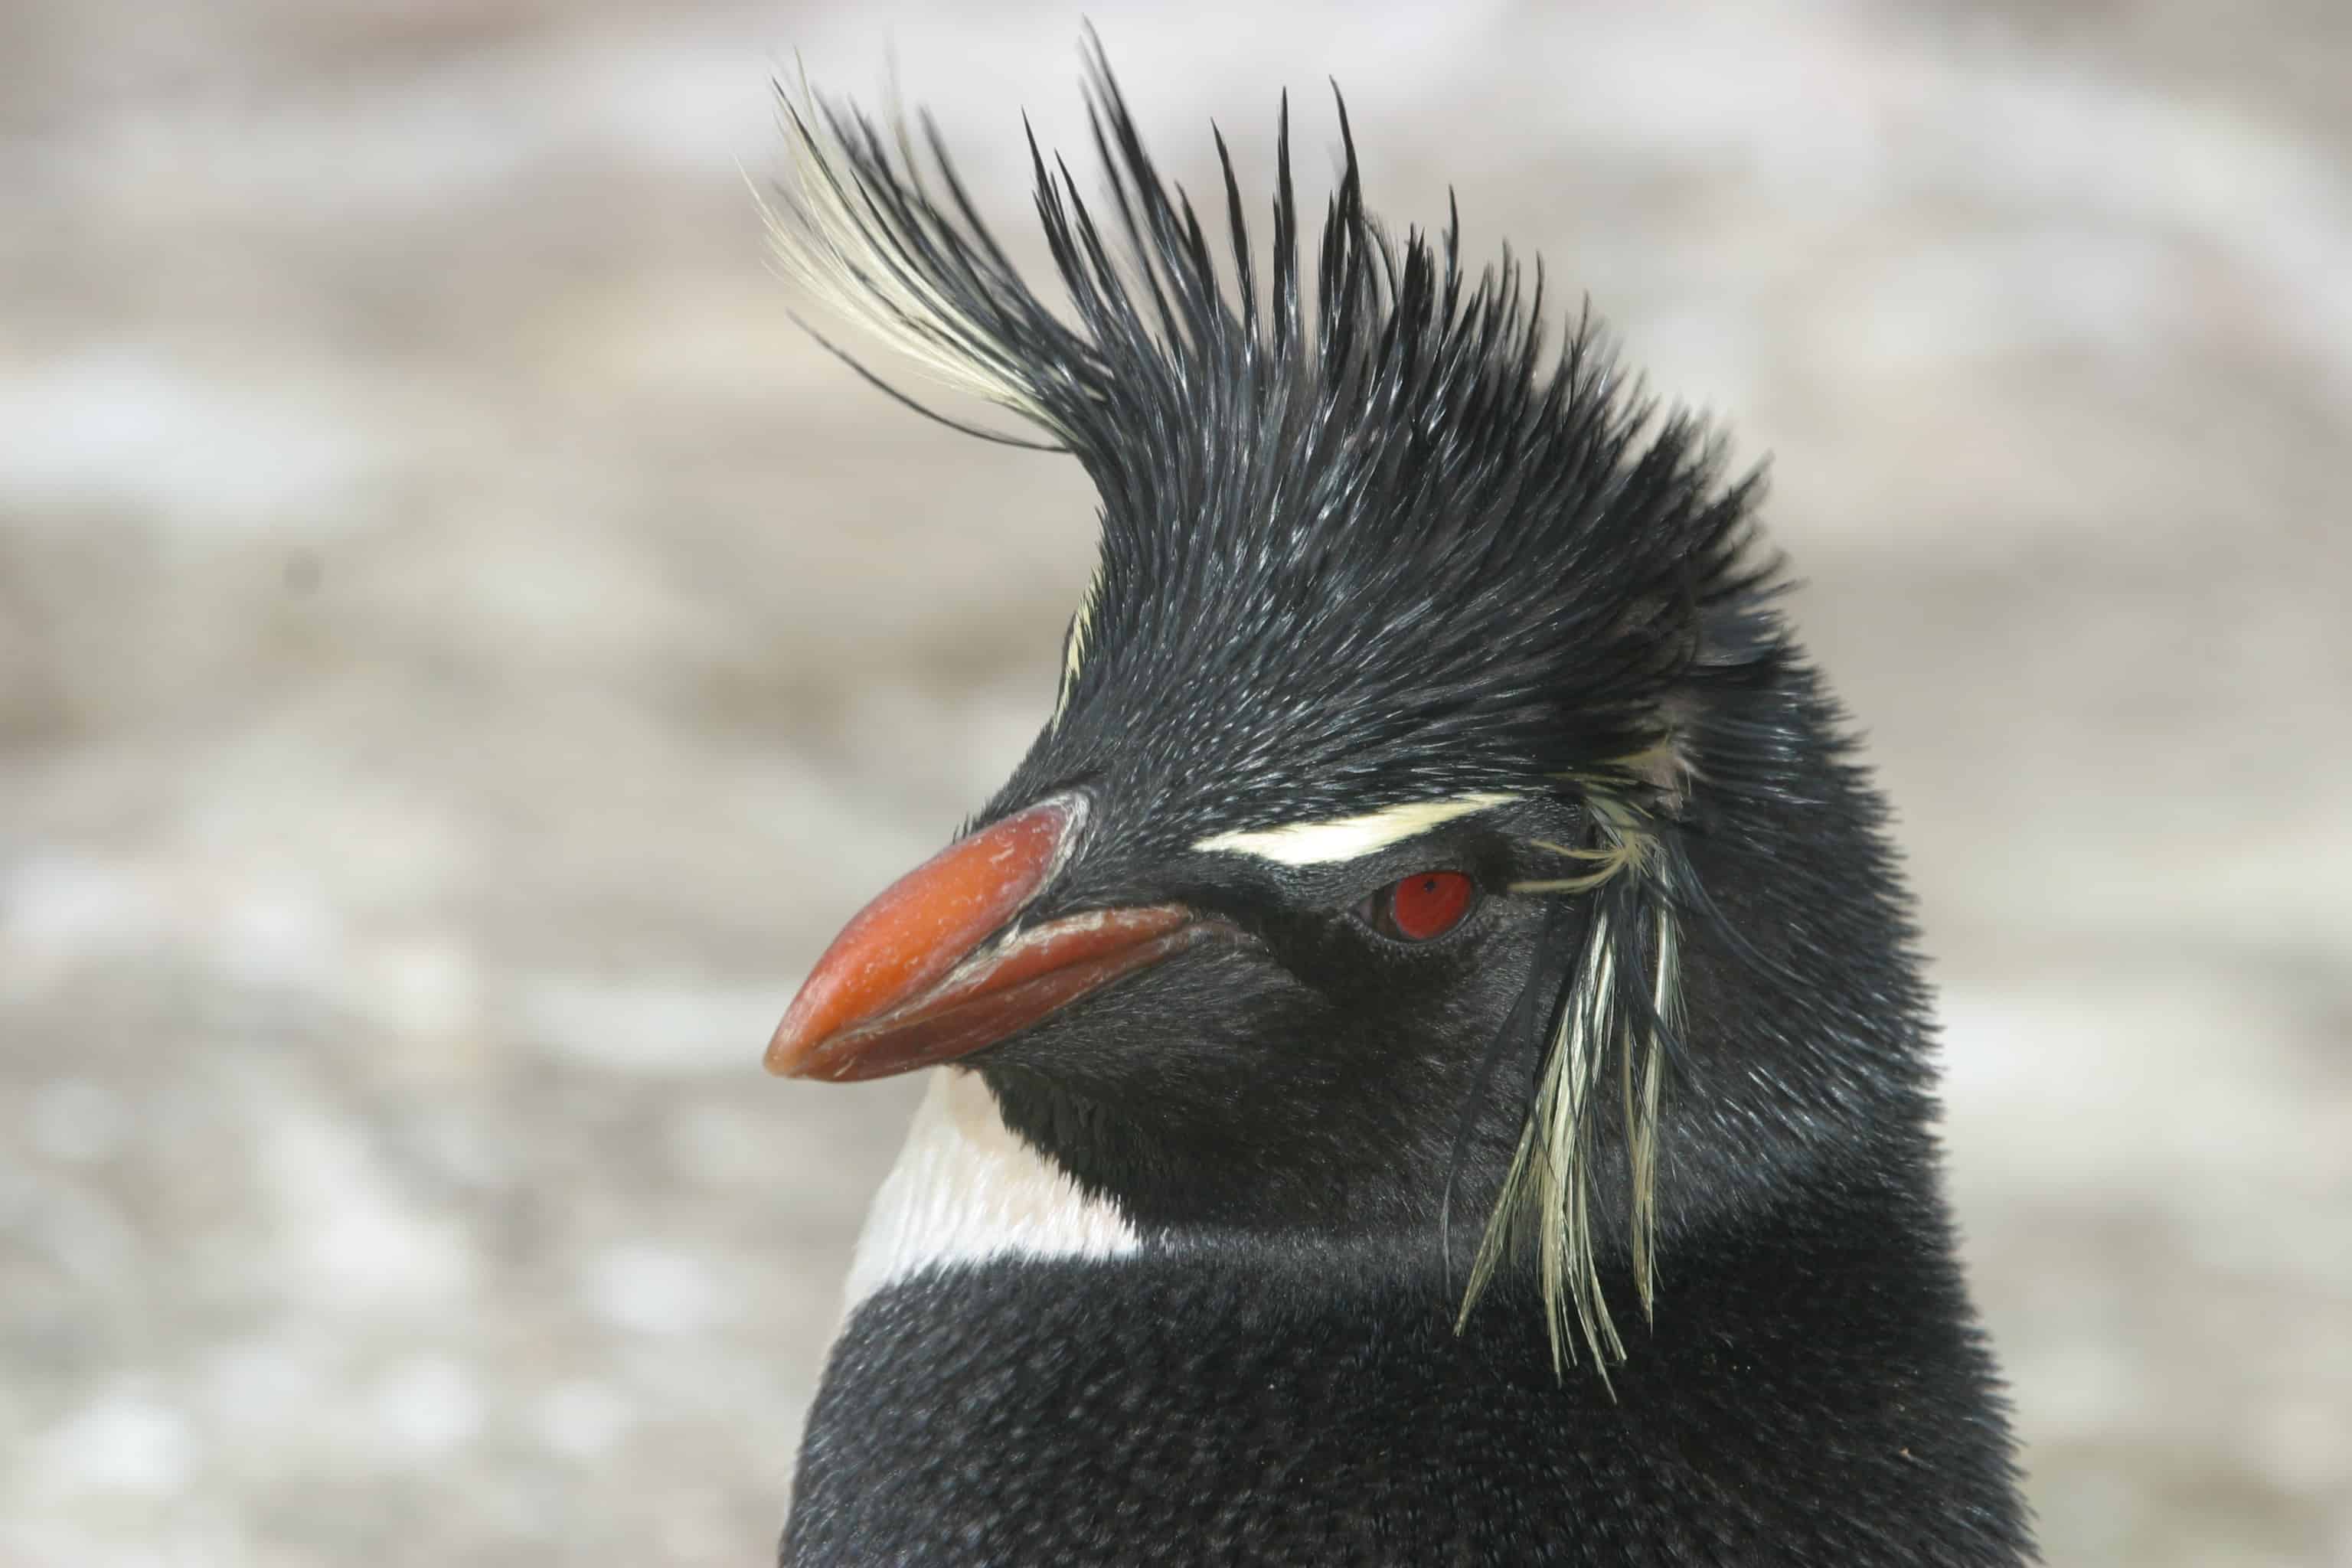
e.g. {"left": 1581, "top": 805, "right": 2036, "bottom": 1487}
{"left": 1190, "top": 791, "right": 1521, "bottom": 866}
{"left": 841, "top": 1070, "right": 1140, "bottom": 1311}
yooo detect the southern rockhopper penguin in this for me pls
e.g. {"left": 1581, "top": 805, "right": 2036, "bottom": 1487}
{"left": 761, "top": 44, "right": 2034, "bottom": 1568}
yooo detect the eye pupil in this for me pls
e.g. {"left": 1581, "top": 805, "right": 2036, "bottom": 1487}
{"left": 1385, "top": 870, "right": 1475, "bottom": 942}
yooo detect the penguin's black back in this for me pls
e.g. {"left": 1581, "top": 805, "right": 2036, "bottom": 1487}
{"left": 783, "top": 1161, "right": 2029, "bottom": 1566}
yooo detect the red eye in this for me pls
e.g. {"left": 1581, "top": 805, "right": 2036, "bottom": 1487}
{"left": 1377, "top": 871, "right": 1478, "bottom": 942}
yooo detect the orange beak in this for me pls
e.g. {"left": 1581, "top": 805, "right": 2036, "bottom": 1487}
{"left": 766, "top": 794, "right": 1204, "bottom": 1082}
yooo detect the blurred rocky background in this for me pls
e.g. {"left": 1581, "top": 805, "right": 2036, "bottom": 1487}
{"left": 3, "top": 1, "right": 2347, "bottom": 1562}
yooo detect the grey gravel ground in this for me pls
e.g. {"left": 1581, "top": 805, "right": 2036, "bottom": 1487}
{"left": 4, "top": 2, "right": 2349, "bottom": 1563}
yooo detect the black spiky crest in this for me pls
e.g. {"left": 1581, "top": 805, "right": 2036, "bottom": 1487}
{"left": 766, "top": 38, "right": 1785, "bottom": 1374}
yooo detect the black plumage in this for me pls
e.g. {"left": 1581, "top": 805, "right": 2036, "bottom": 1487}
{"left": 767, "top": 39, "right": 2033, "bottom": 1567}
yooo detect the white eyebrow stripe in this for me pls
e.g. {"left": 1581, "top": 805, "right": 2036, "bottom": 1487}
{"left": 1190, "top": 792, "right": 1523, "bottom": 867}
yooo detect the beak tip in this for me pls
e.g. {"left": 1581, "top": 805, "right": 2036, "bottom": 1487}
{"left": 764, "top": 1011, "right": 820, "bottom": 1077}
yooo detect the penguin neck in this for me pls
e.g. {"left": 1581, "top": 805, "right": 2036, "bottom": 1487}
{"left": 794, "top": 1145, "right": 2030, "bottom": 1566}
{"left": 844, "top": 1064, "right": 1515, "bottom": 1306}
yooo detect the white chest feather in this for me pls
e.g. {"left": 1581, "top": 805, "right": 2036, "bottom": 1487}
{"left": 841, "top": 1070, "right": 1140, "bottom": 1311}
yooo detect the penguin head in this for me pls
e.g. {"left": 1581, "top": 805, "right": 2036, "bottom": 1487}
{"left": 766, "top": 44, "right": 1924, "bottom": 1369}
